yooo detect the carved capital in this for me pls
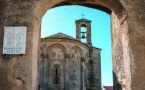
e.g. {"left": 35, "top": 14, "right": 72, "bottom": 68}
{"left": 65, "top": 53, "right": 70, "bottom": 58}
{"left": 43, "top": 54, "right": 48, "bottom": 58}
{"left": 81, "top": 57, "right": 85, "bottom": 62}
{"left": 40, "top": 53, "right": 48, "bottom": 59}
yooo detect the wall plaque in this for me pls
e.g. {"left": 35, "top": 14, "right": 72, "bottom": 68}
{"left": 3, "top": 26, "right": 27, "bottom": 54}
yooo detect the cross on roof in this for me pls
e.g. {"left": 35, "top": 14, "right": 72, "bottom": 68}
{"left": 81, "top": 13, "right": 85, "bottom": 18}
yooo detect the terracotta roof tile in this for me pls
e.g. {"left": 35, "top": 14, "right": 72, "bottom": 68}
{"left": 103, "top": 86, "right": 113, "bottom": 90}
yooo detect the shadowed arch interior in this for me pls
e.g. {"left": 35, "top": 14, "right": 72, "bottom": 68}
{"left": 34, "top": 0, "right": 127, "bottom": 22}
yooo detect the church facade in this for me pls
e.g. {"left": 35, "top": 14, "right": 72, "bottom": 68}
{"left": 39, "top": 19, "right": 101, "bottom": 90}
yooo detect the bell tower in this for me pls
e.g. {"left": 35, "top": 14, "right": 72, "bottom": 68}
{"left": 75, "top": 18, "right": 92, "bottom": 46}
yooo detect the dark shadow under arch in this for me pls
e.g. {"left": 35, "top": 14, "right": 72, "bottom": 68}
{"left": 34, "top": 0, "right": 127, "bottom": 22}
{"left": 52, "top": 1, "right": 111, "bottom": 14}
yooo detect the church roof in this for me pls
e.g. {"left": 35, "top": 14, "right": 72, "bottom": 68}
{"left": 103, "top": 86, "right": 113, "bottom": 90}
{"left": 75, "top": 18, "right": 91, "bottom": 22}
{"left": 44, "top": 32, "right": 76, "bottom": 40}
{"left": 43, "top": 32, "right": 101, "bottom": 50}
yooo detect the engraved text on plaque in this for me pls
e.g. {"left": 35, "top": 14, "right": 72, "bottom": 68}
{"left": 3, "top": 26, "right": 27, "bottom": 54}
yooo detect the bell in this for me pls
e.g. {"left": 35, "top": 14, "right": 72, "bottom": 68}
{"left": 81, "top": 33, "right": 86, "bottom": 39}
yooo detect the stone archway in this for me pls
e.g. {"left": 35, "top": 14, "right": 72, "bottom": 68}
{"left": 1, "top": 0, "right": 145, "bottom": 90}
{"left": 33, "top": 1, "right": 129, "bottom": 90}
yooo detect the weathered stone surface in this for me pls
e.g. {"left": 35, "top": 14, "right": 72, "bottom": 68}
{"left": 0, "top": 0, "right": 145, "bottom": 90}
{"left": 40, "top": 30, "right": 101, "bottom": 89}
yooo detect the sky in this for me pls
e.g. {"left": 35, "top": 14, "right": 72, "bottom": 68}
{"left": 41, "top": 5, "right": 113, "bottom": 86}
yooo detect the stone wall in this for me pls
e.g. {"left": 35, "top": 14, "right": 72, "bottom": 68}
{"left": 40, "top": 38, "right": 90, "bottom": 90}
{"left": 112, "top": 0, "right": 145, "bottom": 90}
{"left": 120, "top": 1, "right": 145, "bottom": 90}
{"left": 0, "top": 0, "right": 39, "bottom": 90}
{"left": 111, "top": 12, "right": 128, "bottom": 90}
{"left": 87, "top": 47, "right": 101, "bottom": 90}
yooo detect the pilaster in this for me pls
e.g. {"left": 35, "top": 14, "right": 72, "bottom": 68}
{"left": 64, "top": 53, "right": 70, "bottom": 90}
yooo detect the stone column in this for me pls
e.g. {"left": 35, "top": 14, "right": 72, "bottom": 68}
{"left": 75, "top": 23, "right": 81, "bottom": 41}
{"left": 64, "top": 54, "right": 70, "bottom": 90}
{"left": 81, "top": 57, "right": 86, "bottom": 90}
{"left": 86, "top": 24, "right": 92, "bottom": 45}
{"left": 43, "top": 58, "right": 48, "bottom": 90}
{"left": 39, "top": 60, "right": 44, "bottom": 90}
